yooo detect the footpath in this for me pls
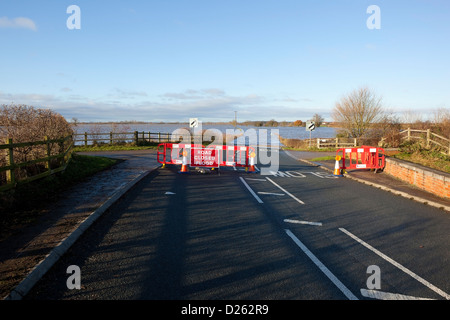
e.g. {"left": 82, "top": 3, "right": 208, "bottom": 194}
{"left": 1, "top": 149, "right": 449, "bottom": 300}
{"left": 0, "top": 150, "right": 161, "bottom": 300}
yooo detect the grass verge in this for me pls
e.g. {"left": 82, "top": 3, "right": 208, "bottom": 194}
{"left": 0, "top": 153, "right": 120, "bottom": 242}
{"left": 392, "top": 151, "right": 450, "bottom": 174}
{"left": 309, "top": 156, "right": 336, "bottom": 161}
{"left": 73, "top": 142, "right": 159, "bottom": 152}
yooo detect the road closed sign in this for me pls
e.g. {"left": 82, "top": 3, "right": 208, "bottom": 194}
{"left": 191, "top": 148, "right": 220, "bottom": 167}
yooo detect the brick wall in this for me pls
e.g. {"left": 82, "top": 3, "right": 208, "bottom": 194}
{"left": 384, "top": 158, "right": 450, "bottom": 199}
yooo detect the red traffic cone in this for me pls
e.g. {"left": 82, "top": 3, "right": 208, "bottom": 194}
{"left": 333, "top": 155, "right": 343, "bottom": 176}
{"left": 179, "top": 150, "right": 189, "bottom": 173}
{"left": 248, "top": 152, "right": 256, "bottom": 173}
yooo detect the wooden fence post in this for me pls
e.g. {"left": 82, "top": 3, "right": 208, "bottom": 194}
{"left": 426, "top": 129, "right": 431, "bottom": 148}
{"left": 407, "top": 127, "right": 411, "bottom": 141}
{"left": 134, "top": 131, "right": 138, "bottom": 145}
{"left": 44, "top": 136, "right": 51, "bottom": 171}
{"left": 84, "top": 132, "right": 88, "bottom": 146}
{"left": 110, "top": 132, "right": 113, "bottom": 145}
{"left": 58, "top": 139, "right": 64, "bottom": 166}
{"left": 5, "top": 138, "right": 15, "bottom": 185}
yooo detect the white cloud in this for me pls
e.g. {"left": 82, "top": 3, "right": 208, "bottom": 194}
{"left": 110, "top": 88, "right": 148, "bottom": 99}
{"left": 162, "top": 88, "right": 227, "bottom": 100}
{"left": 0, "top": 16, "right": 37, "bottom": 31}
{"left": 0, "top": 89, "right": 324, "bottom": 122}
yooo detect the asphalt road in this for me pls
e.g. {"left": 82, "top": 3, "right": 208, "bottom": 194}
{"left": 24, "top": 148, "right": 450, "bottom": 302}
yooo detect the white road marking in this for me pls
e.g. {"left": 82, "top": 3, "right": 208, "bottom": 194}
{"left": 360, "top": 289, "right": 434, "bottom": 300}
{"left": 285, "top": 229, "right": 358, "bottom": 300}
{"left": 269, "top": 171, "right": 336, "bottom": 178}
{"left": 284, "top": 219, "right": 322, "bottom": 226}
{"left": 305, "top": 171, "right": 338, "bottom": 179}
{"left": 239, "top": 177, "right": 263, "bottom": 204}
{"left": 270, "top": 171, "right": 300, "bottom": 178}
{"left": 258, "top": 192, "right": 285, "bottom": 196}
{"left": 165, "top": 192, "right": 176, "bottom": 195}
{"left": 266, "top": 178, "right": 305, "bottom": 204}
{"left": 245, "top": 178, "right": 267, "bottom": 181}
{"left": 340, "top": 228, "right": 450, "bottom": 300}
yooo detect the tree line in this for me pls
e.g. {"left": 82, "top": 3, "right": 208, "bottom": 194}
{"left": 237, "top": 114, "right": 325, "bottom": 128}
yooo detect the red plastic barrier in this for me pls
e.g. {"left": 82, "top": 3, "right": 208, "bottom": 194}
{"left": 336, "top": 146, "right": 385, "bottom": 171}
{"left": 157, "top": 143, "right": 255, "bottom": 169}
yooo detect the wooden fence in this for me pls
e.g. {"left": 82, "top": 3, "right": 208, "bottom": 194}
{"left": 400, "top": 128, "right": 450, "bottom": 155}
{"left": 0, "top": 135, "right": 73, "bottom": 192}
{"left": 316, "top": 137, "right": 359, "bottom": 149}
{"left": 73, "top": 131, "right": 203, "bottom": 146}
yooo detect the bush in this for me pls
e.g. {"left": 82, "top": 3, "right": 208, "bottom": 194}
{"left": 399, "top": 140, "right": 423, "bottom": 154}
{"left": 0, "top": 104, "right": 73, "bottom": 184}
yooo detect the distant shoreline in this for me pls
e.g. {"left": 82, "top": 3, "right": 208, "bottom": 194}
{"left": 74, "top": 121, "right": 338, "bottom": 128}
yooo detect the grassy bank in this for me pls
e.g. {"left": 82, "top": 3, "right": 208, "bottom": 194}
{"left": 392, "top": 150, "right": 450, "bottom": 174}
{"left": 0, "top": 153, "right": 120, "bottom": 242}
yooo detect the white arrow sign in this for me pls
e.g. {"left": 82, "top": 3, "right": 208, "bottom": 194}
{"left": 306, "top": 121, "right": 315, "bottom": 131}
{"left": 189, "top": 118, "right": 198, "bottom": 128}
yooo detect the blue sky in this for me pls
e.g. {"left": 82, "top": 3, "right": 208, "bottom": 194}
{"left": 0, "top": 0, "right": 449, "bottom": 123}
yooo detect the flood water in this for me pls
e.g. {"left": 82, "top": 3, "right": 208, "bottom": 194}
{"left": 73, "top": 123, "right": 338, "bottom": 146}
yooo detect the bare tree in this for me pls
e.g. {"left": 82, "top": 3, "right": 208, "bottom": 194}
{"left": 432, "top": 107, "right": 450, "bottom": 138}
{"left": 332, "top": 87, "right": 385, "bottom": 138}
{"left": 402, "top": 110, "right": 423, "bottom": 126}
{"left": 311, "top": 113, "right": 324, "bottom": 127}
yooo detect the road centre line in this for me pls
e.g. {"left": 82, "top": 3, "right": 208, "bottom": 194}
{"left": 239, "top": 177, "right": 263, "bottom": 204}
{"left": 284, "top": 219, "right": 322, "bottom": 226}
{"left": 340, "top": 228, "right": 450, "bottom": 300}
{"left": 258, "top": 192, "right": 285, "bottom": 196}
{"left": 285, "top": 229, "right": 358, "bottom": 300}
{"left": 266, "top": 178, "right": 305, "bottom": 205}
